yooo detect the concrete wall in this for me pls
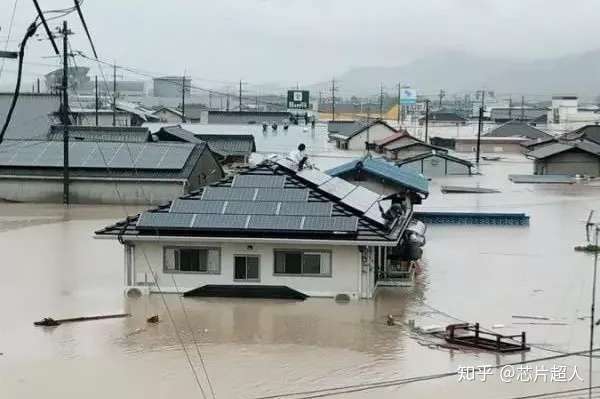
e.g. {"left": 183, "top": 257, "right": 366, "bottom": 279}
{"left": 401, "top": 155, "right": 471, "bottom": 177}
{"left": 535, "top": 151, "right": 600, "bottom": 176}
{"left": 73, "top": 113, "right": 130, "bottom": 127}
{"left": 455, "top": 141, "right": 524, "bottom": 153}
{"left": 0, "top": 177, "right": 186, "bottom": 204}
{"left": 129, "top": 240, "right": 366, "bottom": 298}
{"left": 348, "top": 124, "right": 396, "bottom": 150}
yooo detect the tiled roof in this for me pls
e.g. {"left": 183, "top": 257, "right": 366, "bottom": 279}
{"left": 326, "top": 156, "right": 429, "bottom": 196}
{"left": 95, "top": 161, "right": 412, "bottom": 244}
{"left": 484, "top": 121, "right": 552, "bottom": 140}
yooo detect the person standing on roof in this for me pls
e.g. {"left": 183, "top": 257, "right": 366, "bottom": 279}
{"left": 288, "top": 143, "right": 312, "bottom": 170}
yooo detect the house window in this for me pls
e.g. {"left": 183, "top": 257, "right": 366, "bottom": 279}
{"left": 234, "top": 255, "right": 260, "bottom": 281}
{"left": 163, "top": 247, "right": 220, "bottom": 274}
{"left": 274, "top": 250, "right": 331, "bottom": 276}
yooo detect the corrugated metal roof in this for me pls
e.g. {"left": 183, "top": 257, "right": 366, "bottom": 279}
{"left": 47, "top": 125, "right": 151, "bottom": 143}
{"left": 484, "top": 121, "right": 552, "bottom": 140}
{"left": 154, "top": 125, "right": 255, "bottom": 157}
{"left": 0, "top": 93, "right": 59, "bottom": 140}
{"left": 326, "top": 156, "right": 429, "bottom": 195}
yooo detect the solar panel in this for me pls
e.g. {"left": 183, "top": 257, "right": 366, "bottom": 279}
{"left": 248, "top": 215, "right": 303, "bottom": 230}
{"left": 224, "top": 201, "right": 278, "bottom": 215}
{"left": 319, "top": 177, "right": 356, "bottom": 199}
{"left": 158, "top": 145, "right": 194, "bottom": 169}
{"left": 137, "top": 212, "right": 193, "bottom": 229}
{"left": 341, "top": 186, "right": 380, "bottom": 213}
{"left": 364, "top": 202, "right": 388, "bottom": 226}
{"left": 279, "top": 202, "right": 331, "bottom": 216}
{"left": 255, "top": 188, "right": 308, "bottom": 202}
{"left": 202, "top": 187, "right": 256, "bottom": 201}
{"left": 170, "top": 199, "right": 225, "bottom": 214}
{"left": 192, "top": 214, "right": 247, "bottom": 229}
{"left": 275, "top": 157, "right": 297, "bottom": 171}
{"left": 296, "top": 168, "right": 332, "bottom": 186}
{"left": 303, "top": 216, "right": 358, "bottom": 232}
{"left": 232, "top": 175, "right": 286, "bottom": 188}
{"left": 108, "top": 143, "right": 143, "bottom": 168}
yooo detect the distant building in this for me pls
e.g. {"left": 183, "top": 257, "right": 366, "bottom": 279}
{"left": 419, "top": 112, "right": 467, "bottom": 126}
{"left": 45, "top": 66, "right": 90, "bottom": 93}
{"left": 396, "top": 150, "right": 473, "bottom": 177}
{"left": 527, "top": 141, "right": 600, "bottom": 176}
{"left": 484, "top": 121, "right": 552, "bottom": 140}
{"left": 328, "top": 120, "right": 397, "bottom": 150}
{"left": 152, "top": 107, "right": 185, "bottom": 123}
{"left": 489, "top": 108, "right": 547, "bottom": 123}
{"left": 376, "top": 131, "right": 447, "bottom": 160}
{"left": 185, "top": 104, "right": 209, "bottom": 123}
{"left": 154, "top": 125, "right": 256, "bottom": 164}
{"left": 153, "top": 76, "right": 191, "bottom": 98}
{"left": 326, "top": 156, "right": 429, "bottom": 201}
{"left": 207, "top": 111, "right": 291, "bottom": 125}
{"left": 454, "top": 136, "right": 531, "bottom": 153}
{"left": 68, "top": 108, "right": 130, "bottom": 126}
{"left": 47, "top": 125, "right": 152, "bottom": 143}
{"left": 0, "top": 140, "right": 224, "bottom": 204}
{"left": 549, "top": 96, "right": 600, "bottom": 124}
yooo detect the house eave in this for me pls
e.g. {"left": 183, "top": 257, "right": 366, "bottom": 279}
{"left": 94, "top": 234, "right": 400, "bottom": 247}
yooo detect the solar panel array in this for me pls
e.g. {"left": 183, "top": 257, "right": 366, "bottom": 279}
{"left": 169, "top": 199, "right": 331, "bottom": 217}
{"left": 0, "top": 141, "right": 194, "bottom": 170}
{"left": 232, "top": 175, "right": 286, "bottom": 188}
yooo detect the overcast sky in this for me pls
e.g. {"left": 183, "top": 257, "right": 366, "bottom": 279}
{"left": 1, "top": 0, "right": 600, "bottom": 91}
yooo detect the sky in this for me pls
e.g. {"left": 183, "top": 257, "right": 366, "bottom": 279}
{"left": 1, "top": 0, "right": 600, "bottom": 92}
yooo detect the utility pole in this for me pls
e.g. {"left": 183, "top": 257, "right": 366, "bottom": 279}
{"left": 95, "top": 75, "right": 98, "bottom": 126}
{"left": 438, "top": 89, "right": 445, "bottom": 109}
{"left": 37, "top": 78, "right": 40, "bottom": 93}
{"left": 331, "top": 78, "right": 336, "bottom": 121}
{"left": 239, "top": 80, "right": 243, "bottom": 112}
{"left": 181, "top": 74, "right": 186, "bottom": 123}
{"left": 61, "top": 20, "right": 71, "bottom": 205}
{"left": 521, "top": 95, "right": 525, "bottom": 121}
{"left": 379, "top": 84, "right": 384, "bottom": 119}
{"left": 318, "top": 91, "right": 322, "bottom": 113}
{"left": 476, "top": 105, "right": 483, "bottom": 164}
{"left": 226, "top": 92, "right": 230, "bottom": 112}
{"left": 208, "top": 90, "right": 213, "bottom": 110}
{"left": 112, "top": 63, "right": 117, "bottom": 126}
{"left": 586, "top": 211, "right": 599, "bottom": 399}
{"left": 397, "top": 83, "right": 402, "bottom": 126}
{"left": 424, "top": 99, "right": 430, "bottom": 143}
{"left": 508, "top": 97, "right": 512, "bottom": 120}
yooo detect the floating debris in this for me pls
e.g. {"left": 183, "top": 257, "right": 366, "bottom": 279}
{"left": 509, "top": 174, "right": 576, "bottom": 184}
{"left": 146, "top": 315, "right": 160, "bottom": 324}
{"left": 513, "top": 322, "right": 568, "bottom": 326}
{"left": 512, "top": 315, "right": 550, "bottom": 321}
{"left": 574, "top": 244, "right": 600, "bottom": 253}
{"left": 387, "top": 315, "right": 395, "bottom": 326}
{"left": 34, "top": 313, "right": 130, "bottom": 327}
{"left": 482, "top": 156, "right": 502, "bottom": 161}
{"left": 441, "top": 185, "right": 500, "bottom": 194}
{"left": 444, "top": 323, "right": 530, "bottom": 353}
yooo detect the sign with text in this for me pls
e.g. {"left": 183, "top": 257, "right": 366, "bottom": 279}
{"left": 400, "top": 88, "right": 417, "bottom": 104}
{"left": 287, "top": 90, "right": 310, "bottom": 109}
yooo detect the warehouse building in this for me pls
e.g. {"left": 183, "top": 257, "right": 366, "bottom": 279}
{"left": 0, "top": 140, "right": 224, "bottom": 204}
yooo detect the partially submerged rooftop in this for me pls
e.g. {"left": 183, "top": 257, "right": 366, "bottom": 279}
{"left": 327, "top": 119, "right": 396, "bottom": 141}
{"left": 484, "top": 121, "right": 552, "bottom": 140}
{"left": 47, "top": 125, "right": 152, "bottom": 143}
{"left": 96, "top": 159, "right": 413, "bottom": 245}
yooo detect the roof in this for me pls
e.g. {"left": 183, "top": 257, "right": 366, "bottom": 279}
{"left": 419, "top": 112, "right": 467, "bottom": 123}
{"left": 563, "top": 125, "right": 600, "bottom": 145}
{"left": 396, "top": 150, "right": 474, "bottom": 168}
{"left": 115, "top": 101, "right": 160, "bottom": 122}
{"left": 327, "top": 119, "right": 397, "bottom": 140}
{"left": 0, "top": 93, "right": 60, "bottom": 140}
{"left": 384, "top": 139, "right": 448, "bottom": 153}
{"left": 374, "top": 130, "right": 412, "bottom": 146}
{"left": 0, "top": 140, "right": 210, "bottom": 180}
{"left": 326, "top": 156, "right": 429, "bottom": 196}
{"left": 455, "top": 136, "right": 531, "bottom": 143}
{"left": 521, "top": 136, "right": 557, "bottom": 149}
{"left": 484, "top": 121, "right": 552, "bottom": 140}
{"left": 95, "top": 160, "right": 413, "bottom": 244}
{"left": 152, "top": 107, "right": 183, "bottom": 118}
{"left": 207, "top": 111, "right": 292, "bottom": 125}
{"left": 526, "top": 141, "right": 600, "bottom": 159}
{"left": 154, "top": 125, "right": 255, "bottom": 157}
{"left": 47, "top": 125, "right": 152, "bottom": 143}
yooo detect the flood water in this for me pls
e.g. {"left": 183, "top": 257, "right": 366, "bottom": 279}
{"left": 1, "top": 124, "right": 600, "bottom": 398}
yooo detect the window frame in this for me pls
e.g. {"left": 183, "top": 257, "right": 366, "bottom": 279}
{"left": 163, "top": 246, "right": 221, "bottom": 274}
{"left": 233, "top": 254, "right": 261, "bottom": 282}
{"left": 273, "top": 249, "right": 332, "bottom": 277}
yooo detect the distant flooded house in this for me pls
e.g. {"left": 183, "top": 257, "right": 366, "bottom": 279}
{"left": 326, "top": 156, "right": 429, "bottom": 200}
{"left": 396, "top": 150, "right": 473, "bottom": 177}
{"left": 153, "top": 125, "right": 256, "bottom": 164}
{"left": 328, "top": 119, "right": 397, "bottom": 150}
{"left": 526, "top": 141, "right": 600, "bottom": 176}
{"left": 377, "top": 132, "right": 448, "bottom": 160}
{"left": 454, "top": 136, "right": 532, "bottom": 153}
{"left": 0, "top": 138, "right": 224, "bottom": 204}
{"left": 418, "top": 111, "right": 467, "bottom": 126}
{"left": 95, "top": 158, "right": 428, "bottom": 299}
{"left": 484, "top": 120, "right": 552, "bottom": 141}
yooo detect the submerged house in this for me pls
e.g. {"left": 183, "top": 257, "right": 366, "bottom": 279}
{"left": 154, "top": 125, "right": 256, "bottom": 164}
{"left": 95, "top": 158, "right": 427, "bottom": 299}
{"left": 376, "top": 131, "right": 448, "bottom": 160}
{"left": 326, "top": 156, "right": 429, "bottom": 201}
{"left": 0, "top": 139, "right": 224, "bottom": 204}
{"left": 484, "top": 120, "right": 552, "bottom": 141}
{"left": 328, "top": 119, "right": 397, "bottom": 150}
{"left": 419, "top": 111, "right": 467, "bottom": 126}
{"left": 396, "top": 150, "right": 473, "bottom": 177}
{"left": 526, "top": 141, "right": 600, "bottom": 176}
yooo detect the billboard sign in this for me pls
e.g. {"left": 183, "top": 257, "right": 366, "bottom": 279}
{"left": 287, "top": 90, "right": 310, "bottom": 109}
{"left": 400, "top": 88, "right": 417, "bottom": 105}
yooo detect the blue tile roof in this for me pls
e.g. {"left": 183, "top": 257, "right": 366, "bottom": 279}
{"left": 326, "top": 156, "right": 429, "bottom": 196}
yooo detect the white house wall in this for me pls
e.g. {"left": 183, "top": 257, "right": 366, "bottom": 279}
{"left": 348, "top": 125, "right": 395, "bottom": 150}
{"left": 400, "top": 156, "right": 470, "bottom": 177}
{"left": 129, "top": 241, "right": 367, "bottom": 299}
{"left": 0, "top": 177, "right": 186, "bottom": 204}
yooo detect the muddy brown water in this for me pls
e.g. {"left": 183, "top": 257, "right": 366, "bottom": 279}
{"left": 1, "top": 155, "right": 600, "bottom": 398}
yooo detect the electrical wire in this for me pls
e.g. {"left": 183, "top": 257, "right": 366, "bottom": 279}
{"left": 0, "top": 0, "right": 19, "bottom": 80}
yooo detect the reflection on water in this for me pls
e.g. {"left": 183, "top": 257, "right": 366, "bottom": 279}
{"left": 0, "top": 150, "right": 600, "bottom": 397}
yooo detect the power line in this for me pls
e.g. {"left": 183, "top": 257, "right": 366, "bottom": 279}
{"left": 0, "top": 0, "right": 19, "bottom": 80}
